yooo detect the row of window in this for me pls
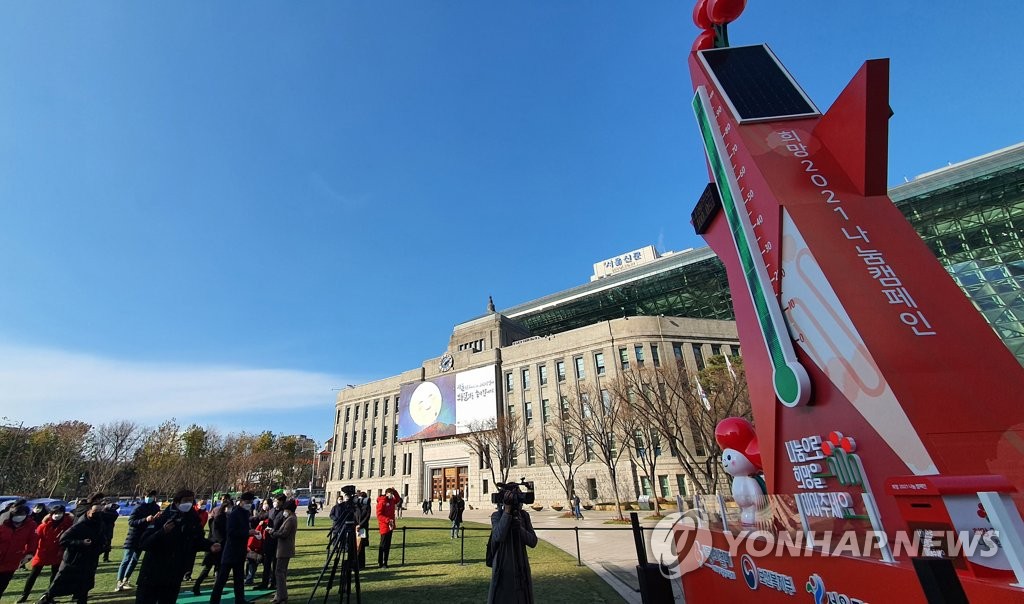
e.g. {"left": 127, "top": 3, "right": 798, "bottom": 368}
{"left": 337, "top": 452, "right": 416, "bottom": 481}
{"left": 336, "top": 396, "right": 400, "bottom": 426}
{"left": 476, "top": 475, "right": 689, "bottom": 501}
{"left": 457, "top": 338, "right": 485, "bottom": 352}
{"left": 339, "top": 425, "right": 400, "bottom": 451}
{"left": 504, "top": 342, "right": 738, "bottom": 392}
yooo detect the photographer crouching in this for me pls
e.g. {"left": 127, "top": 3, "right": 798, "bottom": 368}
{"left": 487, "top": 480, "right": 538, "bottom": 604}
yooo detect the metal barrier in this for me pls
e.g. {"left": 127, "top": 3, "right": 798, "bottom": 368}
{"left": 393, "top": 522, "right": 654, "bottom": 568}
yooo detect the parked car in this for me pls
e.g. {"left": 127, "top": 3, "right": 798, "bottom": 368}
{"left": 26, "top": 497, "right": 70, "bottom": 511}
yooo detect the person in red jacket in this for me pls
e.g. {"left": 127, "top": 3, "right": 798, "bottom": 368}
{"left": 0, "top": 504, "right": 39, "bottom": 600}
{"left": 244, "top": 517, "right": 269, "bottom": 585}
{"left": 375, "top": 489, "right": 400, "bottom": 569}
{"left": 18, "top": 505, "right": 72, "bottom": 603}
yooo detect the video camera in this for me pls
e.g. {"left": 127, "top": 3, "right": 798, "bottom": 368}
{"left": 491, "top": 478, "right": 535, "bottom": 506}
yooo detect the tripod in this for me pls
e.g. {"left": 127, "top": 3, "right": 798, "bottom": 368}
{"left": 309, "top": 521, "right": 361, "bottom": 604}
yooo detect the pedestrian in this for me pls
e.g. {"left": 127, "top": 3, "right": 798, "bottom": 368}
{"left": 270, "top": 499, "right": 297, "bottom": 604}
{"left": 192, "top": 496, "right": 231, "bottom": 594}
{"left": 421, "top": 499, "right": 428, "bottom": 515}
{"left": 258, "top": 495, "right": 285, "bottom": 590}
{"left": 306, "top": 499, "right": 318, "bottom": 527}
{"left": 376, "top": 488, "right": 398, "bottom": 569}
{"left": 572, "top": 493, "right": 584, "bottom": 520}
{"left": 449, "top": 491, "right": 465, "bottom": 539}
{"left": 134, "top": 489, "right": 219, "bottom": 604}
{"left": 438, "top": 495, "right": 443, "bottom": 512}
{"left": 183, "top": 499, "right": 209, "bottom": 582}
{"left": 30, "top": 503, "right": 48, "bottom": 526}
{"left": 353, "top": 492, "right": 371, "bottom": 570}
{"left": 209, "top": 492, "right": 258, "bottom": 604}
{"left": 18, "top": 504, "right": 72, "bottom": 603}
{"left": 487, "top": 486, "right": 538, "bottom": 604}
{"left": 396, "top": 496, "right": 404, "bottom": 519}
{"left": 101, "top": 502, "right": 118, "bottom": 562}
{"left": 0, "top": 504, "right": 39, "bottom": 600}
{"left": 244, "top": 516, "right": 269, "bottom": 585}
{"left": 116, "top": 490, "right": 160, "bottom": 592}
{"left": 38, "top": 504, "right": 108, "bottom": 604}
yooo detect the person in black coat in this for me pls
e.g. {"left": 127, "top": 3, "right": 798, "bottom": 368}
{"left": 38, "top": 504, "right": 108, "bottom": 604}
{"left": 449, "top": 491, "right": 466, "bottom": 539}
{"left": 192, "top": 496, "right": 231, "bottom": 594}
{"left": 487, "top": 488, "right": 538, "bottom": 604}
{"left": 258, "top": 495, "right": 285, "bottom": 590}
{"left": 134, "top": 489, "right": 218, "bottom": 604}
{"left": 116, "top": 490, "right": 161, "bottom": 591}
{"left": 209, "top": 492, "right": 256, "bottom": 604}
{"left": 353, "top": 492, "right": 372, "bottom": 570}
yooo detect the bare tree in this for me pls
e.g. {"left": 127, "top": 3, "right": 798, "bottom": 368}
{"left": 576, "top": 380, "right": 630, "bottom": 520}
{"left": 614, "top": 375, "right": 666, "bottom": 515}
{"left": 626, "top": 355, "right": 751, "bottom": 496}
{"left": 456, "top": 414, "right": 526, "bottom": 488}
{"left": 543, "top": 385, "right": 588, "bottom": 507}
{"left": 33, "top": 421, "right": 91, "bottom": 497}
{"left": 85, "top": 421, "right": 147, "bottom": 492}
{"left": 134, "top": 419, "right": 185, "bottom": 494}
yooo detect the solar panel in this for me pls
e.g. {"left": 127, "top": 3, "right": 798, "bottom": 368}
{"left": 698, "top": 45, "right": 819, "bottom": 123}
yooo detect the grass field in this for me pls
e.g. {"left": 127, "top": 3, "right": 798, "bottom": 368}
{"left": 4, "top": 516, "right": 624, "bottom": 603}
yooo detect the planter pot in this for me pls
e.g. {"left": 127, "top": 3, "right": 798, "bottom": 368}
{"left": 582, "top": 504, "right": 594, "bottom": 510}
{"left": 531, "top": 505, "right": 544, "bottom": 512}
{"left": 552, "top": 506, "right": 564, "bottom": 512}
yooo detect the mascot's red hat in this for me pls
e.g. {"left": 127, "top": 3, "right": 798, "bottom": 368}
{"left": 714, "top": 417, "right": 761, "bottom": 471}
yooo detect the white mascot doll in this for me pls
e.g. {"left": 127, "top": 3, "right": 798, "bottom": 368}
{"left": 715, "top": 417, "right": 764, "bottom": 526}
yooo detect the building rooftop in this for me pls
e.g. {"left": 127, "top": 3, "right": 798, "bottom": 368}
{"left": 890, "top": 142, "right": 1024, "bottom": 201}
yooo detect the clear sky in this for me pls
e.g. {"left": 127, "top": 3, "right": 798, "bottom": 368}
{"left": 1, "top": 1, "right": 1021, "bottom": 444}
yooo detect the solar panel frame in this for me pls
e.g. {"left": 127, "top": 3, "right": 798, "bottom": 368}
{"left": 697, "top": 44, "right": 820, "bottom": 124}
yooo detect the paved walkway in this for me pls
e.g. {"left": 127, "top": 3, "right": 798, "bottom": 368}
{"left": 461, "top": 506, "right": 685, "bottom": 604}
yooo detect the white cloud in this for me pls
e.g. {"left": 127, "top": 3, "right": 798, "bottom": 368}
{"left": 0, "top": 343, "right": 350, "bottom": 429}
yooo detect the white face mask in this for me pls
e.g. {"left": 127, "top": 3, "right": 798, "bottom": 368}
{"left": 283, "top": 510, "right": 291, "bottom": 517}
{"left": 241, "top": 502, "right": 252, "bottom": 511}
{"left": 178, "top": 503, "right": 193, "bottom": 513}
{"left": 52, "top": 513, "right": 64, "bottom": 521}
{"left": 145, "top": 497, "right": 154, "bottom": 504}
{"left": 12, "top": 515, "right": 26, "bottom": 524}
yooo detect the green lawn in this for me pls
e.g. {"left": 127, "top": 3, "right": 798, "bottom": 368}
{"left": 5, "top": 516, "right": 624, "bottom": 603}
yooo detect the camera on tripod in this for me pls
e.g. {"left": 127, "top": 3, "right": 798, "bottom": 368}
{"left": 491, "top": 478, "right": 535, "bottom": 506}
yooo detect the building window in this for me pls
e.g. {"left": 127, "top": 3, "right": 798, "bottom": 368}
{"left": 372, "top": 427, "right": 377, "bottom": 446}
{"left": 342, "top": 433, "right": 348, "bottom": 450}
{"left": 556, "top": 360, "right": 566, "bottom": 382}
{"left": 659, "top": 475, "right": 671, "bottom": 497}
{"left": 361, "top": 430, "right": 367, "bottom": 447}
{"left": 394, "top": 425, "right": 398, "bottom": 440}
{"left": 359, "top": 459, "right": 365, "bottom": 479}
{"left": 734, "top": 346, "right": 742, "bottom": 357}
{"left": 506, "top": 372, "right": 514, "bottom": 392}
{"left": 651, "top": 344, "right": 661, "bottom": 367}
{"left": 352, "top": 431, "right": 357, "bottom": 449}
{"left": 692, "top": 343, "right": 706, "bottom": 371}
{"left": 339, "top": 461, "right": 344, "bottom": 480}
{"left": 510, "top": 445, "right": 518, "bottom": 467}
{"left": 545, "top": 438, "right": 555, "bottom": 464}
{"left": 601, "top": 389, "right": 612, "bottom": 415}
{"left": 635, "top": 345, "right": 645, "bottom": 366}
{"left": 395, "top": 396, "right": 400, "bottom": 414}
{"left": 690, "top": 418, "right": 707, "bottom": 456}
{"left": 348, "top": 463, "right": 354, "bottom": 480}
{"left": 522, "top": 368, "right": 531, "bottom": 390}
{"left": 507, "top": 404, "right": 515, "bottom": 419}
{"left": 640, "top": 476, "right": 653, "bottom": 496}
{"left": 560, "top": 395, "right": 570, "bottom": 419}
{"left": 711, "top": 344, "right": 722, "bottom": 356}
{"left": 336, "top": 410, "right": 341, "bottom": 424}
{"left": 369, "top": 458, "right": 375, "bottom": 477}
{"left": 345, "top": 406, "right": 351, "bottom": 422}
{"left": 374, "top": 400, "right": 379, "bottom": 417}
{"left": 483, "top": 480, "right": 489, "bottom": 495}
{"left": 527, "top": 440, "right": 536, "bottom": 466}
{"left": 539, "top": 364, "right": 548, "bottom": 386}
{"left": 594, "top": 352, "right": 605, "bottom": 376}
{"left": 392, "top": 455, "right": 397, "bottom": 476}
{"left": 564, "top": 436, "right": 575, "bottom": 462}
{"left": 364, "top": 402, "right": 369, "bottom": 418}
{"left": 574, "top": 357, "right": 585, "bottom": 379}
{"left": 525, "top": 401, "right": 533, "bottom": 425}
{"left": 541, "top": 399, "right": 551, "bottom": 424}
{"left": 676, "top": 475, "right": 688, "bottom": 496}
{"left": 354, "top": 405, "right": 359, "bottom": 421}
{"left": 585, "top": 435, "right": 596, "bottom": 461}
{"left": 608, "top": 433, "right": 617, "bottom": 459}
{"left": 619, "top": 347, "right": 630, "bottom": 370}
{"left": 384, "top": 398, "right": 389, "bottom": 415}
{"left": 587, "top": 478, "right": 598, "bottom": 500}
{"left": 673, "top": 343, "right": 684, "bottom": 362}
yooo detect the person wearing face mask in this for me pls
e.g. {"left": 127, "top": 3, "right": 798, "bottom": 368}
{"left": 30, "top": 504, "right": 48, "bottom": 527}
{"left": 115, "top": 490, "right": 160, "bottom": 592}
{"left": 17, "top": 505, "right": 72, "bottom": 602}
{"left": 353, "top": 492, "right": 371, "bottom": 570}
{"left": 134, "top": 489, "right": 220, "bottom": 604}
{"left": 376, "top": 489, "right": 399, "bottom": 569}
{"left": 257, "top": 495, "right": 285, "bottom": 590}
{"left": 38, "top": 504, "right": 107, "bottom": 604}
{"left": 192, "top": 496, "right": 231, "bottom": 595}
{"left": 0, "top": 505, "right": 39, "bottom": 600}
{"left": 209, "top": 492, "right": 258, "bottom": 604}
{"left": 269, "top": 499, "right": 297, "bottom": 604}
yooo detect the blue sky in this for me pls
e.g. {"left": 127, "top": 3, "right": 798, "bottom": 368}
{"left": 1, "top": 1, "right": 1021, "bottom": 444}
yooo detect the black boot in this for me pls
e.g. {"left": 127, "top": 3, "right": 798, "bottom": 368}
{"left": 193, "top": 566, "right": 210, "bottom": 595}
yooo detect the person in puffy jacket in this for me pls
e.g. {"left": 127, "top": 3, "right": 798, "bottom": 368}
{"left": 244, "top": 516, "right": 269, "bottom": 585}
{"left": 0, "top": 504, "right": 39, "bottom": 600}
{"left": 18, "top": 505, "right": 72, "bottom": 603}
{"left": 116, "top": 489, "right": 161, "bottom": 592}
{"left": 375, "top": 489, "right": 399, "bottom": 569}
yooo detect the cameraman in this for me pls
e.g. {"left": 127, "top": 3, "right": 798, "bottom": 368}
{"left": 487, "top": 484, "right": 538, "bottom": 604}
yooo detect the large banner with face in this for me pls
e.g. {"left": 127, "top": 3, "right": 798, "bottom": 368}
{"left": 397, "top": 364, "right": 497, "bottom": 441}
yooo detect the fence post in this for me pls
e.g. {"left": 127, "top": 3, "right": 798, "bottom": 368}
{"left": 401, "top": 526, "right": 407, "bottom": 566}
{"left": 574, "top": 526, "right": 582, "bottom": 567}
{"left": 460, "top": 525, "right": 466, "bottom": 566}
